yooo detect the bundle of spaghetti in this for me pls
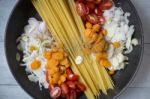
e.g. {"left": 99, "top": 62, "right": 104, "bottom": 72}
{"left": 67, "top": 0, "right": 114, "bottom": 92}
{"left": 32, "top": 0, "right": 114, "bottom": 98}
{"left": 32, "top": 0, "right": 96, "bottom": 98}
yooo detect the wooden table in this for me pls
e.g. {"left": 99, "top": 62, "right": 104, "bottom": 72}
{"left": 0, "top": 0, "right": 150, "bottom": 99}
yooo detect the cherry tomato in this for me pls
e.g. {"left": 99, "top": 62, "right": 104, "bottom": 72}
{"left": 66, "top": 81, "right": 76, "bottom": 89}
{"left": 86, "top": 2, "right": 95, "bottom": 12}
{"left": 86, "top": 0, "right": 94, "bottom": 2}
{"left": 76, "top": 2, "right": 87, "bottom": 17}
{"left": 66, "top": 68, "right": 73, "bottom": 75}
{"left": 94, "top": 8, "right": 103, "bottom": 16}
{"left": 61, "top": 83, "right": 69, "bottom": 94}
{"left": 95, "top": 0, "right": 102, "bottom": 4}
{"left": 67, "top": 74, "right": 79, "bottom": 81}
{"left": 50, "top": 87, "right": 61, "bottom": 99}
{"left": 85, "top": 5, "right": 89, "bottom": 15}
{"left": 100, "top": 0, "right": 113, "bottom": 10}
{"left": 49, "top": 84, "right": 54, "bottom": 91}
{"left": 98, "top": 16, "right": 106, "bottom": 25}
{"left": 70, "top": 90, "right": 77, "bottom": 99}
{"left": 86, "top": 13, "right": 99, "bottom": 24}
{"left": 76, "top": 82, "right": 86, "bottom": 91}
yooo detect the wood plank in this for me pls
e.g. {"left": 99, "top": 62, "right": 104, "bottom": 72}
{"left": 0, "top": 85, "right": 32, "bottom": 99}
{"left": 0, "top": 42, "right": 18, "bottom": 85}
{"left": 131, "top": 0, "right": 150, "bottom": 43}
{"left": 117, "top": 87, "right": 150, "bottom": 99}
{"left": 0, "top": 0, "right": 18, "bottom": 42}
{"left": 130, "top": 44, "right": 150, "bottom": 87}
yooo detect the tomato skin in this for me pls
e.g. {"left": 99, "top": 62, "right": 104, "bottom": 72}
{"left": 98, "top": 15, "right": 106, "bottom": 25}
{"left": 70, "top": 90, "right": 77, "bottom": 99}
{"left": 99, "top": 0, "right": 113, "bottom": 10}
{"left": 67, "top": 74, "right": 79, "bottom": 81}
{"left": 50, "top": 87, "right": 61, "bottom": 99}
{"left": 95, "top": 0, "right": 102, "bottom": 4}
{"left": 86, "top": 13, "right": 99, "bottom": 24}
{"left": 61, "top": 83, "right": 69, "bottom": 95}
{"left": 94, "top": 8, "right": 103, "bottom": 16}
{"left": 86, "top": 2, "right": 95, "bottom": 12}
{"left": 76, "top": 2, "right": 87, "bottom": 17}
{"left": 86, "top": 0, "right": 94, "bottom": 2}
{"left": 66, "top": 81, "right": 76, "bottom": 89}
{"left": 66, "top": 68, "right": 73, "bottom": 75}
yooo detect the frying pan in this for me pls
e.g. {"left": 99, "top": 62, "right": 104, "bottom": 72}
{"left": 5, "top": 0, "right": 144, "bottom": 99}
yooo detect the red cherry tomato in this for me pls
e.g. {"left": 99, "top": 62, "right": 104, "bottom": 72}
{"left": 100, "top": 0, "right": 113, "bottom": 10}
{"left": 76, "top": 82, "right": 86, "bottom": 91}
{"left": 66, "top": 81, "right": 76, "bottom": 89}
{"left": 86, "top": 0, "right": 94, "bottom": 2}
{"left": 94, "top": 8, "right": 103, "bottom": 16}
{"left": 98, "top": 16, "right": 106, "bottom": 25}
{"left": 67, "top": 74, "right": 79, "bottom": 81}
{"left": 50, "top": 87, "right": 61, "bottom": 99}
{"left": 86, "top": 2, "right": 95, "bottom": 12}
{"left": 48, "top": 84, "right": 54, "bottom": 91}
{"left": 76, "top": 2, "right": 87, "bottom": 17}
{"left": 70, "top": 90, "right": 77, "bottom": 99}
{"left": 66, "top": 68, "right": 73, "bottom": 75}
{"left": 85, "top": 5, "right": 89, "bottom": 15}
{"left": 86, "top": 13, "right": 99, "bottom": 24}
{"left": 95, "top": 0, "right": 102, "bottom": 4}
{"left": 61, "top": 83, "right": 69, "bottom": 94}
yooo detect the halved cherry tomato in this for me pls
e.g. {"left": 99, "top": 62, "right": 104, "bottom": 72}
{"left": 95, "top": 0, "right": 102, "bottom": 4}
{"left": 86, "top": 13, "right": 99, "bottom": 24}
{"left": 85, "top": 5, "right": 89, "bottom": 15}
{"left": 75, "top": 82, "right": 86, "bottom": 91}
{"left": 98, "top": 15, "right": 106, "bottom": 25}
{"left": 94, "top": 8, "right": 103, "bottom": 16}
{"left": 86, "top": 0, "right": 94, "bottom": 2}
{"left": 50, "top": 87, "right": 61, "bottom": 99}
{"left": 67, "top": 74, "right": 79, "bottom": 81}
{"left": 61, "top": 83, "right": 69, "bottom": 94}
{"left": 70, "top": 90, "right": 77, "bottom": 99}
{"left": 66, "top": 81, "right": 76, "bottom": 89}
{"left": 99, "top": 0, "right": 113, "bottom": 10}
{"left": 86, "top": 2, "right": 95, "bottom": 12}
{"left": 76, "top": 2, "right": 87, "bottom": 17}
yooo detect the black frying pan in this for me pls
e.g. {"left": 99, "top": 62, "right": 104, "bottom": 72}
{"left": 5, "top": 0, "right": 144, "bottom": 99}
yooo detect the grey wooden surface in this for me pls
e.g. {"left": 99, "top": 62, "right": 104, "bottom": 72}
{"left": 0, "top": 0, "right": 150, "bottom": 99}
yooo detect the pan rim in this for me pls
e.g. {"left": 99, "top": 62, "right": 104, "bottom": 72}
{"left": 4, "top": 0, "right": 144, "bottom": 99}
